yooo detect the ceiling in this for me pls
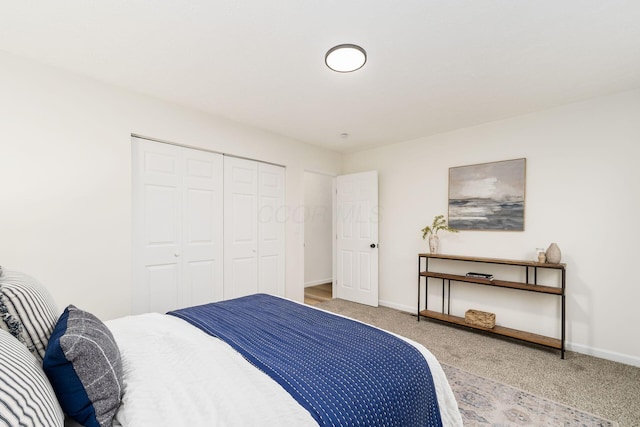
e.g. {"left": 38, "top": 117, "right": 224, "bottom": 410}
{"left": 1, "top": 1, "right": 639, "bottom": 153}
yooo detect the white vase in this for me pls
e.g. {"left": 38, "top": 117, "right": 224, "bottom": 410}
{"left": 546, "top": 243, "right": 562, "bottom": 264}
{"left": 429, "top": 235, "right": 440, "bottom": 254}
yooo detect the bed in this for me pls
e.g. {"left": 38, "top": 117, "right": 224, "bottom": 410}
{"left": 0, "top": 269, "right": 463, "bottom": 427}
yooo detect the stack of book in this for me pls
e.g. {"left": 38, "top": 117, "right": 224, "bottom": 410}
{"left": 466, "top": 272, "right": 494, "bottom": 281}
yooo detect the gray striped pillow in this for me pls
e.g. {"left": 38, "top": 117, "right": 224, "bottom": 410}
{"left": 0, "top": 270, "right": 60, "bottom": 363}
{"left": 0, "top": 329, "right": 64, "bottom": 427}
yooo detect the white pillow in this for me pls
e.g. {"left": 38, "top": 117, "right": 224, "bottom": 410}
{"left": 0, "top": 270, "right": 60, "bottom": 362}
{"left": 0, "top": 329, "right": 64, "bottom": 426}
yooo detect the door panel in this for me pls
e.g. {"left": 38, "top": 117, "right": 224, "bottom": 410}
{"left": 359, "top": 252, "right": 371, "bottom": 290}
{"left": 258, "top": 163, "right": 285, "bottom": 296}
{"left": 133, "top": 140, "right": 182, "bottom": 314}
{"left": 147, "top": 264, "right": 179, "bottom": 314}
{"left": 144, "top": 185, "right": 179, "bottom": 249}
{"left": 182, "top": 148, "right": 223, "bottom": 306}
{"left": 259, "top": 255, "right": 279, "bottom": 295}
{"left": 224, "top": 157, "right": 258, "bottom": 299}
{"left": 340, "top": 252, "right": 353, "bottom": 288}
{"left": 187, "top": 260, "right": 217, "bottom": 305}
{"left": 336, "top": 171, "right": 379, "bottom": 307}
{"left": 229, "top": 258, "right": 258, "bottom": 298}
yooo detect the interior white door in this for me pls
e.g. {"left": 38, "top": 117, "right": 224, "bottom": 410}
{"left": 258, "top": 163, "right": 285, "bottom": 296}
{"left": 181, "top": 148, "right": 224, "bottom": 306}
{"left": 336, "top": 171, "right": 379, "bottom": 307}
{"left": 132, "top": 138, "right": 223, "bottom": 314}
{"left": 132, "top": 139, "right": 182, "bottom": 314}
{"left": 223, "top": 157, "right": 259, "bottom": 299}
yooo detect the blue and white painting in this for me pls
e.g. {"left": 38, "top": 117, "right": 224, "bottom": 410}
{"left": 448, "top": 158, "right": 526, "bottom": 230}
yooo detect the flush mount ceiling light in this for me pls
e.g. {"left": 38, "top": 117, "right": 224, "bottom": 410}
{"left": 325, "top": 44, "right": 367, "bottom": 73}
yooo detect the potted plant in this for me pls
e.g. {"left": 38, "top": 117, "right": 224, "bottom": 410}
{"left": 421, "top": 214, "right": 458, "bottom": 254}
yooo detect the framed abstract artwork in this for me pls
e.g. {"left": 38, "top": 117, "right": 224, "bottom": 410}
{"left": 448, "top": 158, "right": 526, "bottom": 231}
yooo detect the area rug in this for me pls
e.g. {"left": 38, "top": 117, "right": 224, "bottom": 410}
{"left": 441, "top": 364, "right": 618, "bottom": 426}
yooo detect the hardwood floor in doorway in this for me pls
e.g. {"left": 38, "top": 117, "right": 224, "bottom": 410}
{"left": 304, "top": 283, "right": 333, "bottom": 306}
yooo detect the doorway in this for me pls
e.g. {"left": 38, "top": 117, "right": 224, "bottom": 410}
{"left": 303, "top": 170, "right": 380, "bottom": 307}
{"left": 303, "top": 171, "right": 334, "bottom": 305}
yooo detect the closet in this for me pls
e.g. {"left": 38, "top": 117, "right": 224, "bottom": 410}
{"left": 223, "top": 156, "right": 285, "bottom": 300}
{"left": 132, "top": 137, "right": 285, "bottom": 314}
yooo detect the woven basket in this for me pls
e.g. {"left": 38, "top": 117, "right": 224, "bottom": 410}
{"left": 465, "top": 309, "right": 496, "bottom": 329}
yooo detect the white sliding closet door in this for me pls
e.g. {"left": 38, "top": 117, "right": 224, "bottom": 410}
{"left": 258, "top": 163, "right": 286, "bottom": 296}
{"left": 182, "top": 148, "right": 224, "bottom": 305}
{"left": 223, "top": 157, "right": 259, "bottom": 299}
{"left": 224, "top": 157, "right": 285, "bottom": 299}
{"left": 132, "top": 138, "right": 223, "bottom": 314}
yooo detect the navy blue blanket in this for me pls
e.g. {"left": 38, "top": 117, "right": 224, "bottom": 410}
{"left": 168, "top": 294, "right": 442, "bottom": 427}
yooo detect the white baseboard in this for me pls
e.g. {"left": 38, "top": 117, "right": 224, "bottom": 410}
{"left": 379, "top": 299, "right": 416, "bottom": 314}
{"left": 566, "top": 342, "right": 640, "bottom": 368}
{"left": 304, "top": 278, "right": 332, "bottom": 288}
{"left": 378, "top": 299, "right": 640, "bottom": 368}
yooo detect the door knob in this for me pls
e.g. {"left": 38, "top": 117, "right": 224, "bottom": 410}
{"left": 370, "top": 243, "right": 377, "bottom": 248}
{"left": 174, "top": 253, "right": 180, "bottom": 257}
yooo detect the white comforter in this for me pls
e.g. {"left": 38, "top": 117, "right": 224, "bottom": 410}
{"left": 105, "top": 310, "right": 463, "bottom": 427}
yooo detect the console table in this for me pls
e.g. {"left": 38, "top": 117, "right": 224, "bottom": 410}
{"left": 417, "top": 253, "right": 566, "bottom": 358}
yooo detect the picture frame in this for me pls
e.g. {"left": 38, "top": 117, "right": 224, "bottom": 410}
{"left": 448, "top": 158, "right": 526, "bottom": 231}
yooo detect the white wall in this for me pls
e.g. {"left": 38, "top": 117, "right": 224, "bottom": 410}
{"left": 343, "top": 88, "right": 640, "bottom": 366}
{"left": 2, "top": 48, "right": 638, "bottom": 366}
{"left": 0, "top": 51, "right": 342, "bottom": 321}
{"left": 303, "top": 172, "right": 333, "bottom": 287}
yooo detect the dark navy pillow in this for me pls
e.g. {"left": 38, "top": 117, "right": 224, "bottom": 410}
{"left": 43, "top": 305, "right": 123, "bottom": 427}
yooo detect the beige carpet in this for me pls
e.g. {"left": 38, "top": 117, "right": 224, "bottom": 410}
{"left": 313, "top": 298, "right": 640, "bottom": 427}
